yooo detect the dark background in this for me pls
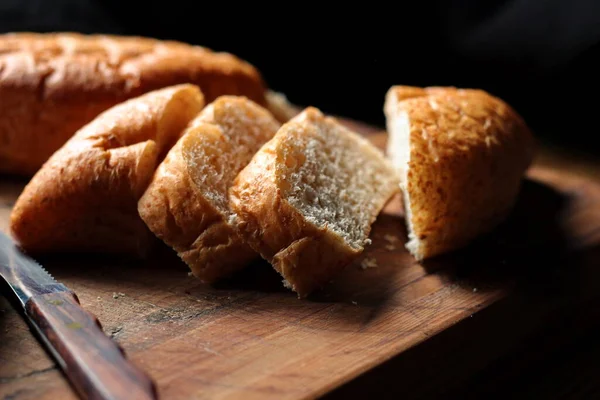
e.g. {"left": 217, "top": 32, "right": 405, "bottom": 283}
{"left": 2, "top": 0, "right": 600, "bottom": 154}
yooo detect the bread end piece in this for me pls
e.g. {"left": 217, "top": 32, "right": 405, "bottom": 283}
{"left": 10, "top": 84, "right": 204, "bottom": 256}
{"left": 138, "top": 96, "right": 281, "bottom": 282}
{"left": 230, "top": 107, "right": 400, "bottom": 297}
{"left": 384, "top": 85, "right": 536, "bottom": 261}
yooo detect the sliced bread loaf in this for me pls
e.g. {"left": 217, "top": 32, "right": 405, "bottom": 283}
{"left": 229, "top": 107, "right": 400, "bottom": 297}
{"left": 384, "top": 85, "right": 536, "bottom": 261}
{"left": 138, "top": 96, "right": 281, "bottom": 282}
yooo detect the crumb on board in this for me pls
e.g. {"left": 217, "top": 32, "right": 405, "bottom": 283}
{"left": 112, "top": 292, "right": 126, "bottom": 299}
{"left": 351, "top": 301, "right": 358, "bottom": 305}
{"left": 360, "top": 257, "right": 378, "bottom": 270}
{"left": 383, "top": 234, "right": 399, "bottom": 243}
{"left": 473, "top": 288, "right": 478, "bottom": 293}
{"left": 383, "top": 235, "right": 399, "bottom": 251}
{"left": 109, "top": 326, "right": 123, "bottom": 339}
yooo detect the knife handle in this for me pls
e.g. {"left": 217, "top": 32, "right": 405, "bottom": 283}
{"left": 25, "top": 291, "right": 158, "bottom": 400}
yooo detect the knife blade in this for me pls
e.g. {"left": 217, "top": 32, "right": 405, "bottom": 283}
{"left": 0, "top": 232, "right": 68, "bottom": 305}
{"left": 0, "top": 232, "right": 158, "bottom": 400}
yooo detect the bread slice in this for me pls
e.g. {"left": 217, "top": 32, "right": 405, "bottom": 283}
{"left": 229, "top": 107, "right": 400, "bottom": 297}
{"left": 10, "top": 84, "right": 204, "bottom": 255}
{"left": 384, "top": 85, "right": 536, "bottom": 261}
{"left": 0, "top": 32, "right": 267, "bottom": 176}
{"left": 138, "top": 96, "right": 281, "bottom": 282}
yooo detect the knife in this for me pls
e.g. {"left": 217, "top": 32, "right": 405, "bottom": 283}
{"left": 0, "top": 232, "right": 158, "bottom": 400}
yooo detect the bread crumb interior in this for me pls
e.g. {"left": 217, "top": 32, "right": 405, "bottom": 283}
{"left": 386, "top": 105, "right": 420, "bottom": 256}
{"left": 278, "top": 120, "right": 393, "bottom": 249}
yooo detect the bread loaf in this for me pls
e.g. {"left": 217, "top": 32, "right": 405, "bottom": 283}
{"left": 0, "top": 32, "right": 267, "bottom": 175}
{"left": 138, "top": 96, "right": 281, "bottom": 282}
{"left": 10, "top": 84, "right": 204, "bottom": 255}
{"left": 384, "top": 85, "right": 536, "bottom": 261}
{"left": 229, "top": 107, "right": 400, "bottom": 297}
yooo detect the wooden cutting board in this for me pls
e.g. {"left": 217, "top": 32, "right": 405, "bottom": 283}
{"left": 2, "top": 120, "right": 600, "bottom": 400}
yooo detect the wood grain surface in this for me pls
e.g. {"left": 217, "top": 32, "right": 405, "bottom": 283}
{"left": 1, "top": 122, "right": 600, "bottom": 400}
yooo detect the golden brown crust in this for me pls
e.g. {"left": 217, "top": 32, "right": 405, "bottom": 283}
{"left": 138, "top": 96, "right": 280, "bottom": 282}
{"left": 10, "top": 84, "right": 204, "bottom": 255}
{"left": 230, "top": 107, "right": 398, "bottom": 297}
{"left": 0, "top": 32, "right": 267, "bottom": 175}
{"left": 385, "top": 85, "right": 536, "bottom": 260}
